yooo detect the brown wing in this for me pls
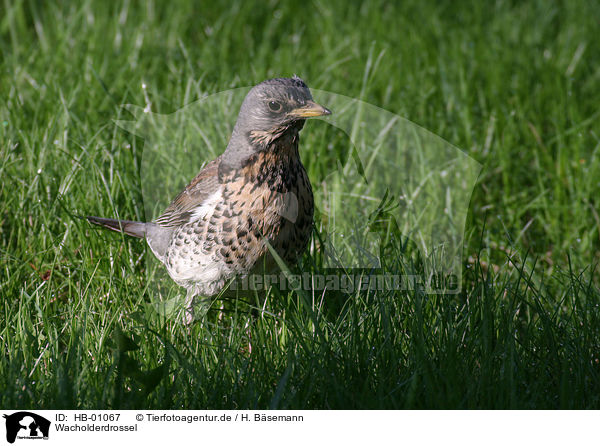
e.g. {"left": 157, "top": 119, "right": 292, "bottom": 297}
{"left": 154, "top": 155, "right": 222, "bottom": 227}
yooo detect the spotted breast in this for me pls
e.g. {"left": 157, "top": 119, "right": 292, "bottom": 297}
{"left": 163, "top": 129, "right": 314, "bottom": 297}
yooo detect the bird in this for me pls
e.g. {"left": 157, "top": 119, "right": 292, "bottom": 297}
{"left": 87, "top": 76, "right": 331, "bottom": 323}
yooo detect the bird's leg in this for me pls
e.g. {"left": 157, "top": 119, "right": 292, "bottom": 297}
{"left": 184, "top": 287, "right": 211, "bottom": 325}
{"left": 184, "top": 288, "right": 196, "bottom": 325}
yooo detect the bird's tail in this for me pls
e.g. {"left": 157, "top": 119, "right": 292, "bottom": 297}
{"left": 87, "top": 216, "right": 146, "bottom": 238}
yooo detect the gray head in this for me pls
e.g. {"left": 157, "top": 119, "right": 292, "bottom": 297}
{"left": 222, "top": 76, "right": 330, "bottom": 168}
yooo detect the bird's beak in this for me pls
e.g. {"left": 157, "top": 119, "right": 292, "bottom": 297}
{"left": 288, "top": 100, "right": 332, "bottom": 118}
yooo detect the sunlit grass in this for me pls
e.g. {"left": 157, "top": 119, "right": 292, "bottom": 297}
{"left": 1, "top": 0, "right": 599, "bottom": 408}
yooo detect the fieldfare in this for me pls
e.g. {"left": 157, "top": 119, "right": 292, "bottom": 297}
{"left": 88, "top": 76, "right": 331, "bottom": 322}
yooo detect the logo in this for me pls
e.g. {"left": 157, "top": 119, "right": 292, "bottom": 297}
{"left": 3, "top": 412, "right": 50, "bottom": 443}
{"left": 115, "top": 86, "right": 481, "bottom": 317}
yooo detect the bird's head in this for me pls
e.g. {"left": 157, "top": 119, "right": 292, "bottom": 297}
{"left": 226, "top": 76, "right": 331, "bottom": 160}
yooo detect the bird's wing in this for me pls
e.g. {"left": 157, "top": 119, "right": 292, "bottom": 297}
{"left": 154, "top": 156, "right": 223, "bottom": 227}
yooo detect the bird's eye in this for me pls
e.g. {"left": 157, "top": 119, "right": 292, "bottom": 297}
{"left": 268, "top": 100, "right": 282, "bottom": 112}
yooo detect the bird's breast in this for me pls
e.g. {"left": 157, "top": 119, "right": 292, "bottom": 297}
{"left": 164, "top": 145, "right": 314, "bottom": 293}
{"left": 222, "top": 150, "right": 314, "bottom": 263}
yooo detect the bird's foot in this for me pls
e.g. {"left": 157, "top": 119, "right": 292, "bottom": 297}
{"left": 183, "top": 305, "right": 195, "bottom": 325}
{"left": 183, "top": 294, "right": 210, "bottom": 325}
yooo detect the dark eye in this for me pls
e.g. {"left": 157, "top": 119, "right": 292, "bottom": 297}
{"left": 268, "top": 100, "right": 282, "bottom": 112}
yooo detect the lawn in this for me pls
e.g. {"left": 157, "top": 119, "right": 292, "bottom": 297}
{"left": 1, "top": 0, "right": 599, "bottom": 409}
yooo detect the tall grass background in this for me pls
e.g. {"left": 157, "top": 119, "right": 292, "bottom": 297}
{"left": 1, "top": 0, "right": 599, "bottom": 408}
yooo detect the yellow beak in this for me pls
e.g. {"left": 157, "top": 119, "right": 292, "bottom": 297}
{"left": 288, "top": 100, "right": 332, "bottom": 118}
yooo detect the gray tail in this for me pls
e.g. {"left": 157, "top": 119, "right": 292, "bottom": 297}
{"left": 87, "top": 216, "right": 146, "bottom": 238}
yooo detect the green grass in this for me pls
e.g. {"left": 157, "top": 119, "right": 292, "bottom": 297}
{"left": 1, "top": 0, "right": 599, "bottom": 408}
